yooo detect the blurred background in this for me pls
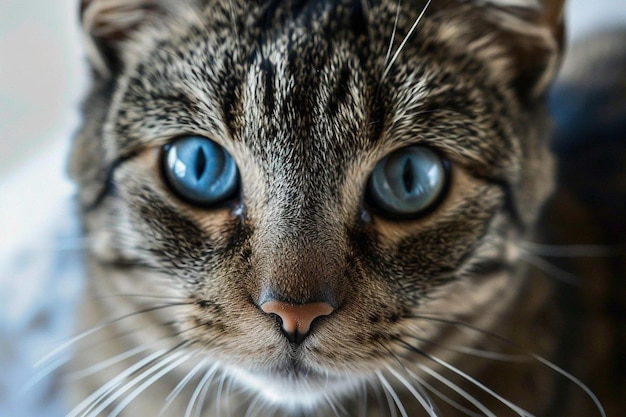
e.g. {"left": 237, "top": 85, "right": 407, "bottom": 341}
{"left": 0, "top": 0, "right": 625, "bottom": 416}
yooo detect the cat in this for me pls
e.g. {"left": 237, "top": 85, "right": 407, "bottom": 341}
{"left": 58, "top": 0, "right": 623, "bottom": 415}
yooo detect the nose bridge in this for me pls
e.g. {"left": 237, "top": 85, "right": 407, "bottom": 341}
{"left": 249, "top": 157, "right": 348, "bottom": 342}
{"left": 264, "top": 234, "right": 342, "bottom": 304}
{"left": 252, "top": 199, "right": 346, "bottom": 305}
{"left": 254, "top": 215, "right": 343, "bottom": 343}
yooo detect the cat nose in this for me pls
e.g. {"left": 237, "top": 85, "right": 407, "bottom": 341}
{"left": 260, "top": 300, "right": 334, "bottom": 344}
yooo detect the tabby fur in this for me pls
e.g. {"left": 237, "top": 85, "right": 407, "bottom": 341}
{"left": 64, "top": 0, "right": 621, "bottom": 415}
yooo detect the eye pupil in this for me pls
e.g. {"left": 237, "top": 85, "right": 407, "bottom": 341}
{"left": 402, "top": 158, "right": 414, "bottom": 193}
{"left": 195, "top": 146, "right": 207, "bottom": 181}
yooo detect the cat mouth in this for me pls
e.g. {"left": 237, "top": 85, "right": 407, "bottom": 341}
{"left": 226, "top": 360, "right": 356, "bottom": 408}
{"left": 269, "top": 359, "right": 310, "bottom": 376}
{"left": 237, "top": 355, "right": 334, "bottom": 382}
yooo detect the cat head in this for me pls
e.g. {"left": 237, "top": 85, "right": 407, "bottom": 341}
{"left": 70, "top": 0, "right": 564, "bottom": 409}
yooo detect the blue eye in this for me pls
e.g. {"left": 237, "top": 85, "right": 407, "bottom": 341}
{"left": 162, "top": 136, "right": 239, "bottom": 206}
{"left": 367, "top": 146, "right": 448, "bottom": 218}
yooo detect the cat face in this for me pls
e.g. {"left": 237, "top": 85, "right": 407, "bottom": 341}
{"left": 70, "top": 0, "right": 563, "bottom": 412}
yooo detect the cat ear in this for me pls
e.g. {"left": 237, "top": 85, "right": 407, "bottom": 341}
{"left": 80, "top": 0, "right": 177, "bottom": 76}
{"left": 436, "top": 0, "right": 565, "bottom": 99}
{"left": 489, "top": 0, "right": 566, "bottom": 98}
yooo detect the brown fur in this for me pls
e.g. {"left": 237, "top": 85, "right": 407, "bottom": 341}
{"left": 64, "top": 0, "right": 621, "bottom": 416}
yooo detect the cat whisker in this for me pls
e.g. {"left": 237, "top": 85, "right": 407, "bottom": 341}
{"left": 442, "top": 345, "right": 526, "bottom": 362}
{"left": 105, "top": 350, "right": 198, "bottom": 417}
{"left": 81, "top": 349, "right": 187, "bottom": 417}
{"left": 383, "top": 0, "right": 402, "bottom": 74}
{"left": 26, "top": 324, "right": 161, "bottom": 394}
{"left": 327, "top": 386, "right": 351, "bottom": 417}
{"left": 213, "top": 373, "right": 227, "bottom": 417}
{"left": 518, "top": 241, "right": 625, "bottom": 258}
{"left": 94, "top": 293, "right": 191, "bottom": 302}
{"left": 376, "top": 371, "right": 409, "bottom": 417}
{"left": 84, "top": 343, "right": 196, "bottom": 417}
{"left": 221, "top": 374, "right": 236, "bottom": 417}
{"left": 31, "top": 321, "right": 209, "bottom": 416}
{"left": 20, "top": 354, "right": 71, "bottom": 396}
{"left": 66, "top": 341, "right": 156, "bottom": 382}
{"left": 195, "top": 360, "right": 218, "bottom": 417}
{"left": 322, "top": 393, "right": 343, "bottom": 417}
{"left": 425, "top": 353, "right": 534, "bottom": 417}
{"left": 385, "top": 366, "right": 438, "bottom": 417}
{"left": 405, "top": 313, "right": 519, "bottom": 346}
{"left": 530, "top": 354, "right": 606, "bottom": 417}
{"left": 381, "top": 0, "right": 432, "bottom": 81}
{"left": 159, "top": 358, "right": 209, "bottom": 417}
{"left": 213, "top": 369, "right": 229, "bottom": 417}
{"left": 516, "top": 241, "right": 625, "bottom": 285}
{"left": 358, "top": 380, "right": 369, "bottom": 417}
{"left": 377, "top": 341, "right": 437, "bottom": 415}
{"left": 416, "top": 365, "right": 496, "bottom": 417}
{"left": 404, "top": 367, "right": 484, "bottom": 417}
{"left": 401, "top": 332, "right": 529, "bottom": 363}
{"left": 396, "top": 316, "right": 607, "bottom": 417}
{"left": 337, "top": 375, "right": 354, "bottom": 415}
{"left": 380, "top": 339, "right": 487, "bottom": 417}
{"left": 185, "top": 363, "right": 221, "bottom": 417}
{"left": 243, "top": 393, "right": 264, "bottom": 417}
{"left": 25, "top": 313, "right": 194, "bottom": 396}
{"left": 66, "top": 321, "right": 205, "bottom": 383}
{"left": 518, "top": 252, "right": 579, "bottom": 285}
{"left": 35, "top": 302, "right": 191, "bottom": 368}
{"left": 67, "top": 346, "right": 176, "bottom": 417}
{"left": 396, "top": 340, "right": 533, "bottom": 417}
{"left": 367, "top": 377, "right": 391, "bottom": 417}
{"left": 374, "top": 376, "right": 397, "bottom": 417}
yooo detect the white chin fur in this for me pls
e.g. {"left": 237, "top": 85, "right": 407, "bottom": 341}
{"left": 226, "top": 365, "right": 361, "bottom": 411}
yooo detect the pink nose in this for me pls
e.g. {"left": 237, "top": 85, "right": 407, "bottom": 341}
{"left": 260, "top": 300, "right": 334, "bottom": 343}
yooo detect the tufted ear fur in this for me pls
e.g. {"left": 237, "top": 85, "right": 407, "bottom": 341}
{"left": 435, "top": 0, "right": 566, "bottom": 99}
{"left": 487, "top": 0, "right": 565, "bottom": 98}
{"left": 80, "top": 0, "right": 184, "bottom": 77}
